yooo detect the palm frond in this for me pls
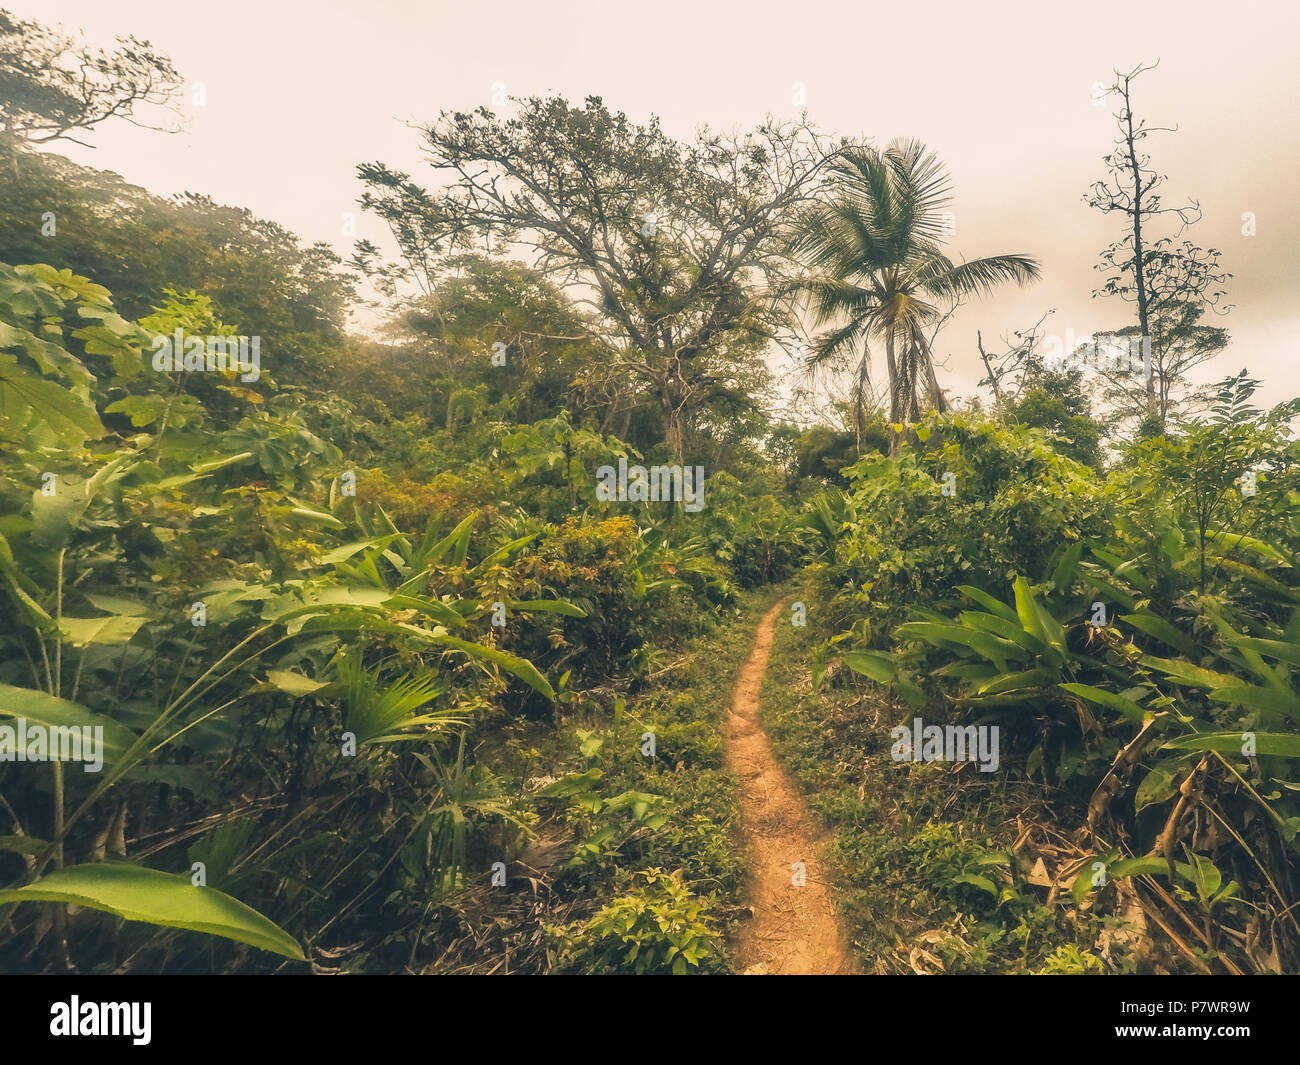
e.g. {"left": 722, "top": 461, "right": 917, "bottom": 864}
{"left": 916, "top": 253, "right": 1041, "bottom": 301}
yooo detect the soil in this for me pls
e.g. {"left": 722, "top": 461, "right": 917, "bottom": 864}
{"left": 725, "top": 597, "right": 857, "bottom": 975}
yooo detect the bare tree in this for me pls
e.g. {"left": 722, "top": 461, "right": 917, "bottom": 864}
{"left": 1085, "top": 61, "right": 1230, "bottom": 431}
{"left": 976, "top": 310, "right": 1055, "bottom": 412}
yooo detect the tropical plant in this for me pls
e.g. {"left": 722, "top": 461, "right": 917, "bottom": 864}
{"left": 791, "top": 139, "right": 1040, "bottom": 450}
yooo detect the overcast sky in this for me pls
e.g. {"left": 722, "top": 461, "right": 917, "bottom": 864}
{"left": 17, "top": 0, "right": 1300, "bottom": 411}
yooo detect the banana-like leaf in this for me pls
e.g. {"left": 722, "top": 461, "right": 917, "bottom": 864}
{"left": 0, "top": 684, "right": 137, "bottom": 764}
{"left": 1229, "top": 637, "right": 1300, "bottom": 669}
{"left": 1013, "top": 577, "right": 1065, "bottom": 654}
{"left": 1121, "top": 611, "right": 1198, "bottom": 659}
{"left": 1051, "top": 542, "right": 1085, "bottom": 594}
{"left": 1163, "top": 731, "right": 1300, "bottom": 758}
{"left": 509, "top": 599, "right": 587, "bottom": 618}
{"left": 1139, "top": 655, "right": 1239, "bottom": 691}
{"left": 1059, "top": 682, "right": 1147, "bottom": 722}
{"left": 978, "top": 669, "right": 1055, "bottom": 695}
{"left": 843, "top": 651, "right": 896, "bottom": 683}
{"left": 432, "top": 635, "right": 555, "bottom": 700}
{"left": 1208, "top": 685, "right": 1300, "bottom": 723}
{"left": 956, "top": 585, "right": 1018, "bottom": 623}
{"left": 0, "top": 863, "right": 305, "bottom": 960}
{"left": 58, "top": 615, "right": 146, "bottom": 648}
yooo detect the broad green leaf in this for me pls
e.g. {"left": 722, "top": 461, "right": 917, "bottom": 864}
{"left": 0, "top": 863, "right": 305, "bottom": 960}
{"left": 1206, "top": 531, "right": 1290, "bottom": 564}
{"left": 1209, "top": 685, "right": 1300, "bottom": 723}
{"left": 263, "top": 670, "right": 328, "bottom": 697}
{"left": 956, "top": 585, "right": 1019, "bottom": 623}
{"left": 893, "top": 622, "right": 1019, "bottom": 672}
{"left": 1229, "top": 637, "right": 1300, "bottom": 669}
{"left": 1139, "top": 654, "right": 1238, "bottom": 691}
{"left": 0, "top": 835, "right": 47, "bottom": 855}
{"left": 537, "top": 768, "right": 603, "bottom": 798}
{"left": 977, "top": 669, "right": 1054, "bottom": 695}
{"left": 1059, "top": 682, "right": 1147, "bottom": 722}
{"left": 1135, "top": 764, "right": 1180, "bottom": 810}
{"left": 0, "top": 683, "right": 136, "bottom": 764}
{"left": 1051, "top": 542, "right": 1085, "bottom": 594}
{"left": 316, "top": 534, "right": 403, "bottom": 566}
{"left": 510, "top": 599, "right": 587, "bottom": 618}
{"left": 0, "top": 352, "right": 102, "bottom": 444}
{"left": 1163, "top": 731, "right": 1300, "bottom": 758}
{"left": 1121, "top": 611, "right": 1198, "bottom": 658}
{"left": 471, "top": 532, "right": 539, "bottom": 573}
{"left": 84, "top": 593, "right": 152, "bottom": 617}
{"left": 951, "top": 873, "right": 998, "bottom": 898}
{"left": 432, "top": 635, "right": 555, "bottom": 700}
{"left": 843, "top": 651, "right": 897, "bottom": 683}
{"left": 58, "top": 615, "right": 146, "bottom": 648}
{"left": 383, "top": 593, "right": 468, "bottom": 629}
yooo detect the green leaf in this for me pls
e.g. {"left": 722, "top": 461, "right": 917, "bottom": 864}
{"left": 1163, "top": 731, "right": 1300, "bottom": 758}
{"left": 432, "top": 635, "right": 555, "bottom": 700}
{"left": 537, "top": 768, "right": 603, "bottom": 798}
{"left": 1121, "top": 612, "right": 1198, "bottom": 658}
{"left": 383, "top": 594, "right": 468, "bottom": 629}
{"left": 471, "top": 532, "right": 539, "bottom": 573}
{"left": 1206, "top": 531, "right": 1290, "bottom": 564}
{"left": 843, "top": 651, "right": 897, "bottom": 683}
{"left": 263, "top": 670, "right": 328, "bottom": 697}
{"left": 956, "top": 585, "right": 1019, "bottom": 623}
{"left": 0, "top": 683, "right": 137, "bottom": 764}
{"left": 893, "top": 621, "right": 1019, "bottom": 672}
{"left": 58, "top": 615, "right": 146, "bottom": 648}
{"left": 509, "top": 599, "right": 587, "bottom": 617}
{"left": 1058, "top": 682, "right": 1147, "bottom": 722}
{"left": 1208, "top": 685, "right": 1300, "bottom": 723}
{"left": 1139, "top": 654, "right": 1238, "bottom": 691}
{"left": 951, "top": 873, "right": 998, "bottom": 898}
{"left": 84, "top": 594, "right": 152, "bottom": 617}
{"left": 1135, "top": 764, "right": 1180, "bottom": 810}
{"left": 1229, "top": 637, "right": 1300, "bottom": 669}
{"left": 1107, "top": 856, "right": 1179, "bottom": 879}
{"left": 316, "top": 534, "right": 404, "bottom": 566}
{"left": 0, "top": 352, "right": 102, "bottom": 443}
{"left": 0, "top": 835, "right": 48, "bottom": 855}
{"left": 0, "top": 863, "right": 305, "bottom": 960}
{"left": 1051, "top": 542, "right": 1085, "bottom": 594}
{"left": 977, "top": 669, "right": 1054, "bottom": 695}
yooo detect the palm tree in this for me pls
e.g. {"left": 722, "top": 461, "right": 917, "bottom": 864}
{"left": 792, "top": 139, "right": 1041, "bottom": 453}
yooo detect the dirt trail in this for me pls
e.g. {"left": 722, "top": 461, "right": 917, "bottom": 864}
{"left": 725, "top": 598, "right": 856, "bottom": 975}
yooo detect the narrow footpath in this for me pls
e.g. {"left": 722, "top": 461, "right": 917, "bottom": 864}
{"left": 726, "top": 598, "right": 856, "bottom": 975}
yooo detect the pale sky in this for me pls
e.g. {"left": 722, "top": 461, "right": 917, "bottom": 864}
{"left": 17, "top": 0, "right": 1300, "bottom": 411}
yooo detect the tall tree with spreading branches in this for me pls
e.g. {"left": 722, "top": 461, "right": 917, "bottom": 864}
{"left": 0, "top": 9, "right": 182, "bottom": 150}
{"left": 355, "top": 95, "right": 852, "bottom": 464}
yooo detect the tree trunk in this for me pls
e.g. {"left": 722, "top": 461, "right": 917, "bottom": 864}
{"left": 886, "top": 331, "right": 903, "bottom": 455}
{"left": 1121, "top": 77, "right": 1157, "bottom": 423}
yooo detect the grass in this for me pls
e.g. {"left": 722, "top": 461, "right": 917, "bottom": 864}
{"left": 417, "top": 586, "right": 782, "bottom": 973}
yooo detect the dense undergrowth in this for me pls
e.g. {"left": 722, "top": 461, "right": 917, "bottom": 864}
{"left": 796, "top": 400, "right": 1300, "bottom": 975}
{"left": 1, "top": 65, "right": 1297, "bottom": 978}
